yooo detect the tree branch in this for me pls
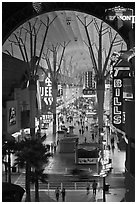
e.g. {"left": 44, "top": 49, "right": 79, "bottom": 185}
{"left": 35, "top": 16, "right": 57, "bottom": 76}
{"left": 87, "top": 19, "right": 93, "bottom": 27}
{"left": 76, "top": 15, "right": 85, "bottom": 26}
{"left": 35, "top": 17, "right": 50, "bottom": 74}
{"left": 57, "top": 41, "right": 70, "bottom": 73}
{"left": 28, "top": 22, "right": 33, "bottom": 64}
{"left": 38, "top": 67, "right": 49, "bottom": 78}
{"left": 84, "top": 25, "right": 98, "bottom": 74}
{"left": 93, "top": 18, "right": 99, "bottom": 34}
{"left": 13, "top": 33, "right": 27, "bottom": 63}
{"left": 102, "top": 33, "right": 118, "bottom": 75}
{"left": 4, "top": 50, "right": 12, "bottom": 56}
{"left": 33, "top": 26, "right": 37, "bottom": 61}
{"left": 104, "top": 70, "right": 110, "bottom": 80}
{"left": 19, "top": 37, "right": 29, "bottom": 64}
{"left": 98, "top": 21, "right": 103, "bottom": 73}
{"left": 43, "top": 55, "right": 53, "bottom": 80}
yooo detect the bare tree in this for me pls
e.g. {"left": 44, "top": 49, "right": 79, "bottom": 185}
{"left": 42, "top": 41, "right": 70, "bottom": 138}
{"left": 77, "top": 15, "right": 124, "bottom": 141}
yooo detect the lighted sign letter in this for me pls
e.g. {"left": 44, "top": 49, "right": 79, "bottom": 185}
{"left": 114, "top": 79, "right": 122, "bottom": 88}
{"left": 45, "top": 87, "right": 49, "bottom": 97}
{"left": 45, "top": 77, "right": 52, "bottom": 86}
{"left": 114, "top": 115, "right": 122, "bottom": 124}
{"left": 48, "top": 87, "right": 52, "bottom": 97}
{"left": 115, "top": 88, "right": 120, "bottom": 96}
{"left": 114, "top": 97, "right": 121, "bottom": 105}
{"left": 114, "top": 106, "right": 121, "bottom": 114}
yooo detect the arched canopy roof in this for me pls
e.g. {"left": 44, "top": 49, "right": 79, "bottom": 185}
{"left": 2, "top": 2, "right": 135, "bottom": 44}
{"left": 2, "top": 2, "right": 134, "bottom": 93}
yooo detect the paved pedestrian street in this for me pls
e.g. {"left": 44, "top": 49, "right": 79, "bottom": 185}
{"left": 21, "top": 188, "right": 126, "bottom": 202}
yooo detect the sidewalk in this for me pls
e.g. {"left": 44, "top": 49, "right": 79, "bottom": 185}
{"left": 21, "top": 188, "right": 125, "bottom": 202}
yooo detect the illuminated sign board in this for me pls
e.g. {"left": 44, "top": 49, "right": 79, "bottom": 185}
{"left": 112, "top": 69, "right": 123, "bottom": 128}
{"left": 78, "top": 158, "right": 98, "bottom": 164}
{"left": 57, "top": 84, "right": 63, "bottom": 97}
{"left": 40, "top": 77, "right": 53, "bottom": 106}
{"left": 105, "top": 6, "right": 135, "bottom": 29}
{"left": 112, "top": 66, "right": 130, "bottom": 129}
{"left": 6, "top": 100, "right": 19, "bottom": 134}
{"left": 83, "top": 71, "right": 96, "bottom": 96}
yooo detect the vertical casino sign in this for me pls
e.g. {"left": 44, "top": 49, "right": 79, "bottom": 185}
{"left": 112, "top": 67, "right": 123, "bottom": 129}
{"left": 40, "top": 75, "right": 53, "bottom": 112}
{"left": 83, "top": 71, "right": 96, "bottom": 95}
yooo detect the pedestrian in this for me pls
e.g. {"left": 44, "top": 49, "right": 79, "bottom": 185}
{"left": 61, "top": 187, "right": 66, "bottom": 202}
{"left": 111, "top": 137, "right": 114, "bottom": 145}
{"left": 82, "top": 128, "right": 84, "bottom": 135}
{"left": 79, "top": 128, "right": 81, "bottom": 135}
{"left": 54, "top": 143, "right": 56, "bottom": 153}
{"left": 86, "top": 182, "right": 90, "bottom": 195}
{"left": 92, "top": 133, "right": 94, "bottom": 141}
{"left": 92, "top": 180, "right": 97, "bottom": 196}
{"left": 86, "top": 125, "right": 88, "bottom": 131}
{"left": 55, "top": 187, "right": 60, "bottom": 201}
{"left": 84, "top": 137, "right": 87, "bottom": 143}
{"left": 112, "top": 144, "right": 115, "bottom": 153}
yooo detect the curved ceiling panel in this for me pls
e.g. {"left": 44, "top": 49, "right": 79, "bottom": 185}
{"left": 3, "top": 10, "right": 127, "bottom": 78}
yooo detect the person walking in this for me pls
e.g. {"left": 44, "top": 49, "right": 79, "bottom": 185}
{"left": 86, "top": 182, "right": 90, "bottom": 195}
{"left": 112, "top": 144, "right": 115, "bottom": 153}
{"left": 61, "top": 187, "right": 66, "bottom": 202}
{"left": 79, "top": 128, "right": 81, "bottom": 135}
{"left": 92, "top": 133, "right": 94, "bottom": 141}
{"left": 84, "top": 137, "right": 87, "bottom": 143}
{"left": 85, "top": 125, "right": 88, "bottom": 131}
{"left": 92, "top": 180, "right": 97, "bottom": 196}
{"left": 82, "top": 127, "right": 84, "bottom": 135}
{"left": 55, "top": 187, "right": 60, "bottom": 201}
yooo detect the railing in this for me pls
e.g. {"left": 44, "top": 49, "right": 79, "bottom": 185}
{"left": 38, "top": 181, "right": 100, "bottom": 190}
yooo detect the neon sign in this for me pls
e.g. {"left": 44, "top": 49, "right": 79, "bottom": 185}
{"left": 40, "top": 77, "right": 53, "bottom": 106}
{"left": 113, "top": 77, "right": 123, "bottom": 125}
{"left": 105, "top": 6, "right": 135, "bottom": 29}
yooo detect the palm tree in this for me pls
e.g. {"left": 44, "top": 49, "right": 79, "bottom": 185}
{"left": 2, "top": 136, "right": 17, "bottom": 183}
{"left": 77, "top": 16, "right": 125, "bottom": 141}
{"left": 15, "top": 138, "right": 50, "bottom": 202}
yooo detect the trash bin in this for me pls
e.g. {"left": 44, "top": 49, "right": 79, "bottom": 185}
{"left": 12, "top": 166, "right": 16, "bottom": 173}
{"left": 105, "top": 183, "right": 110, "bottom": 192}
